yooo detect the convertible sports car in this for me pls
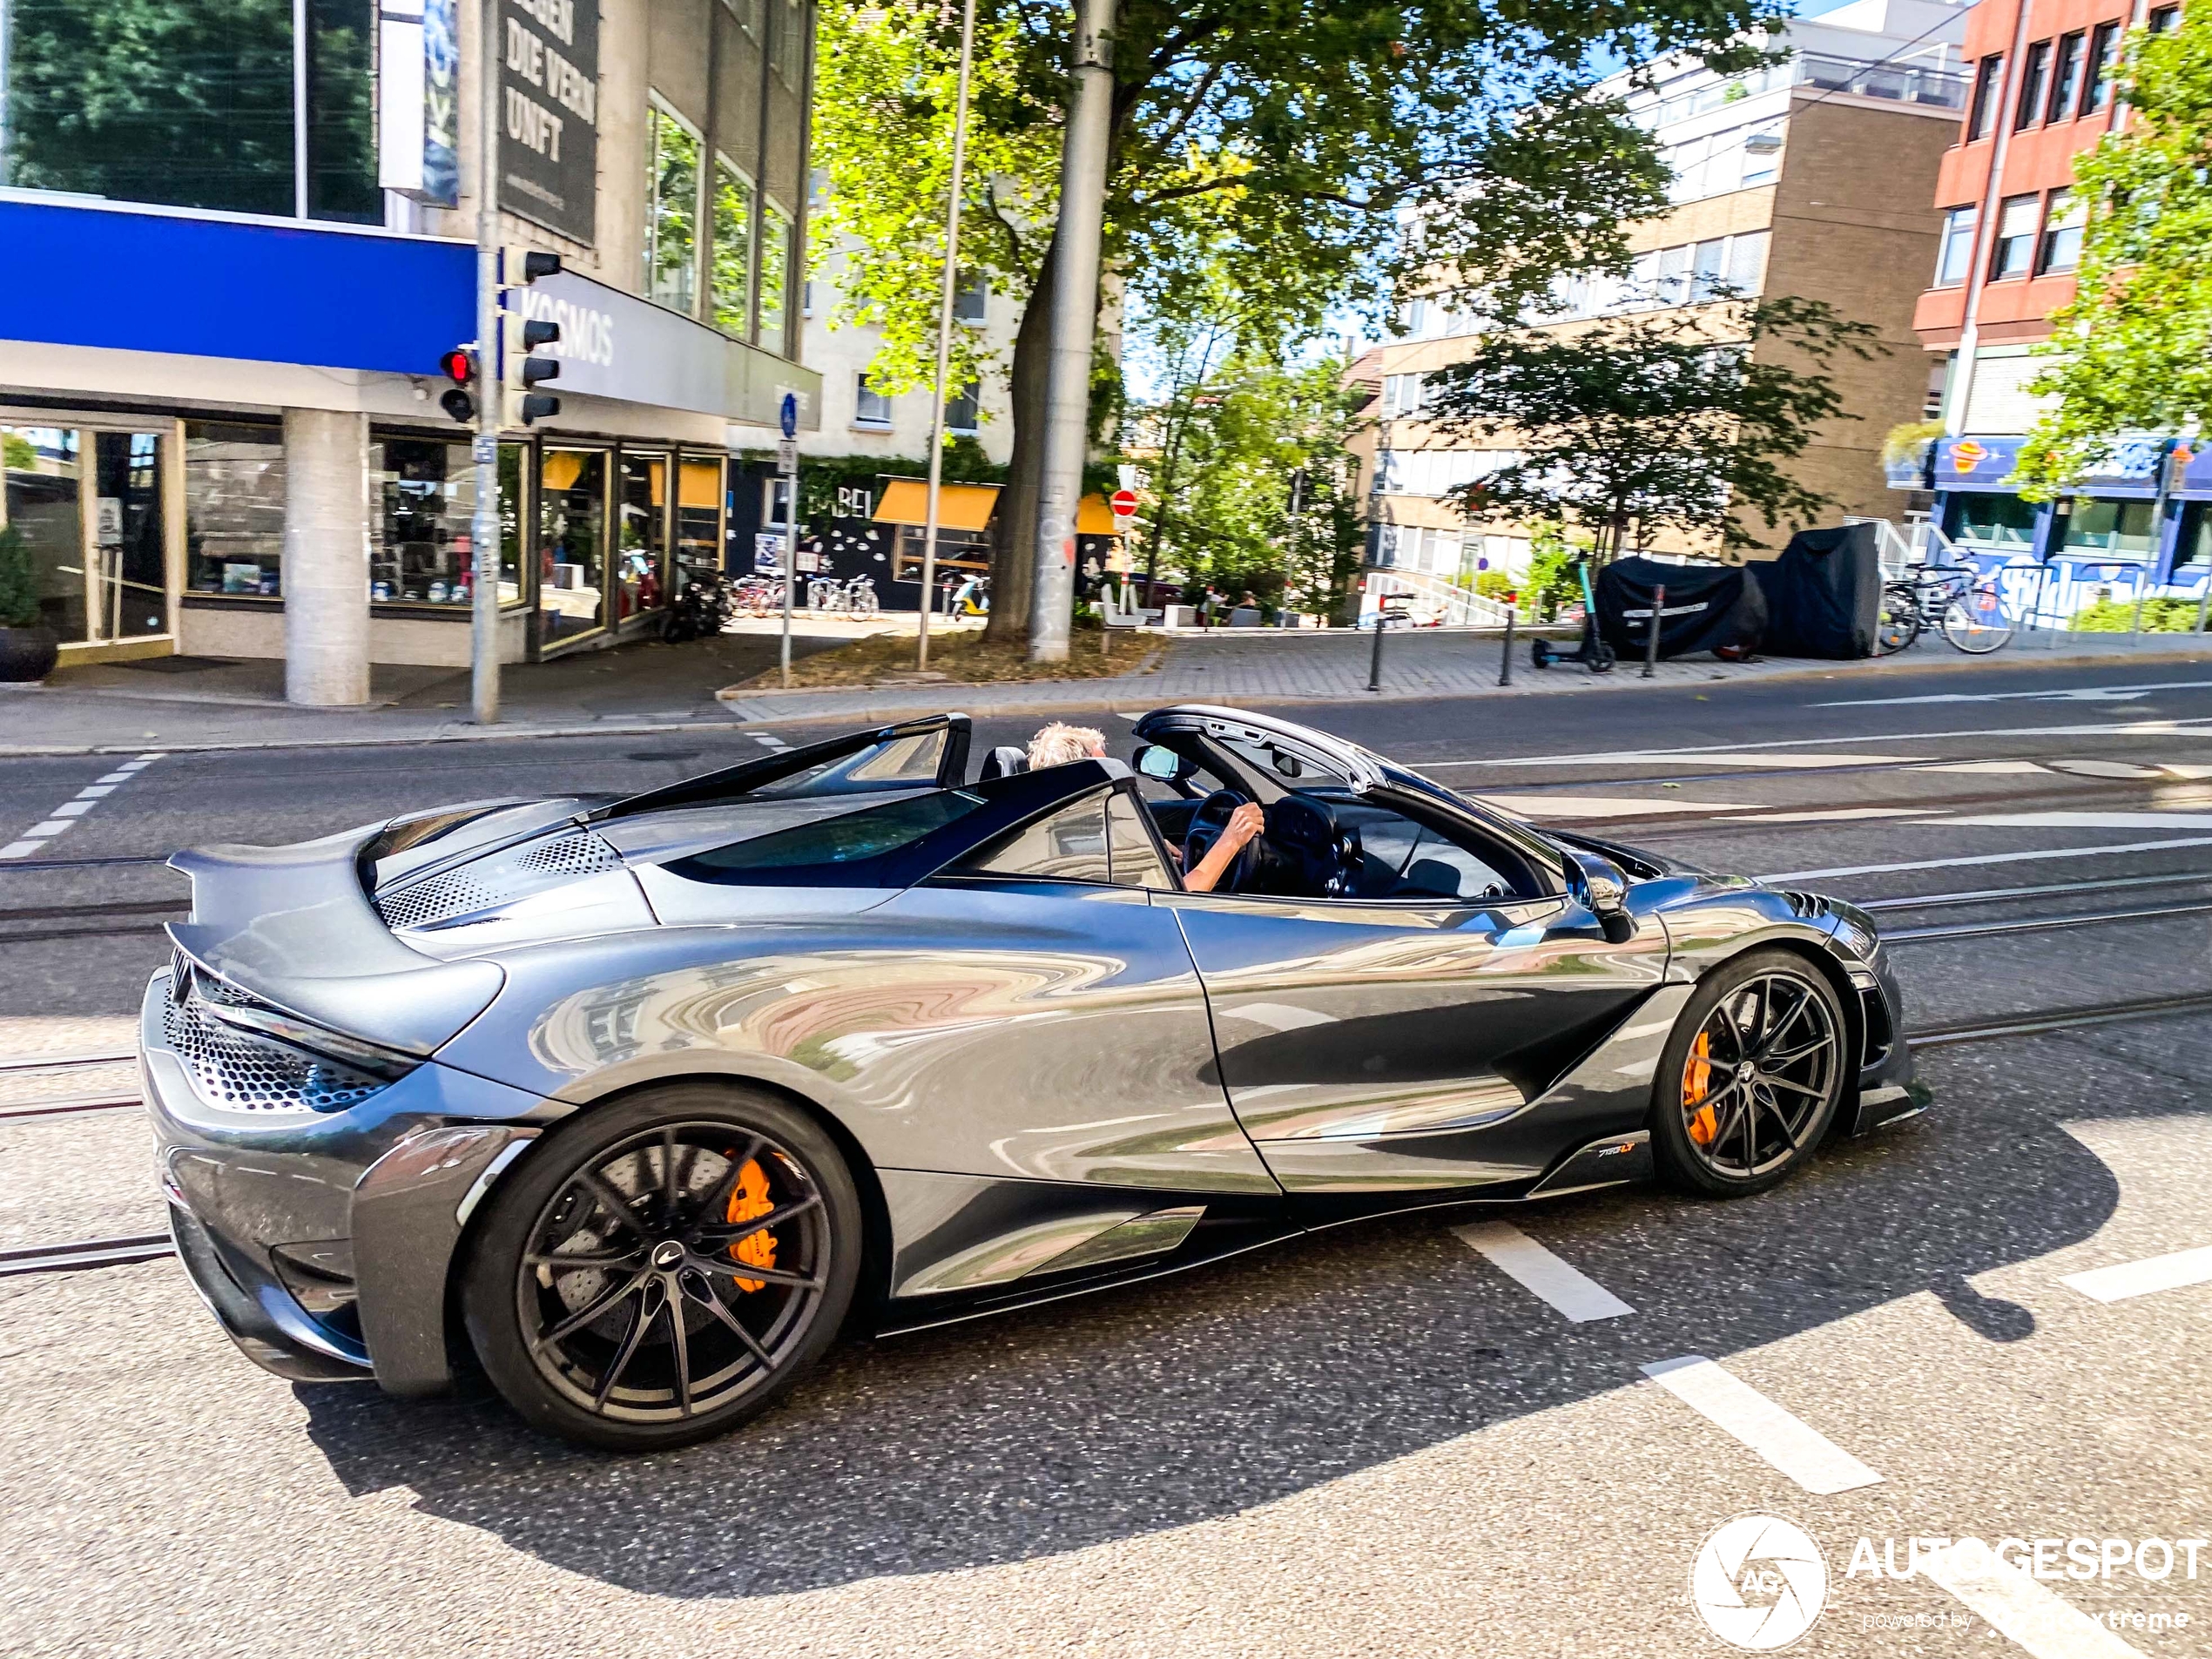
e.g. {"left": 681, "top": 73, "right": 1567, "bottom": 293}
{"left": 144, "top": 706, "right": 1920, "bottom": 1449}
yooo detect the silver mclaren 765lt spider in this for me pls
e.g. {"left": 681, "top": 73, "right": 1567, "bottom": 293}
{"left": 144, "top": 706, "right": 1921, "bottom": 1450}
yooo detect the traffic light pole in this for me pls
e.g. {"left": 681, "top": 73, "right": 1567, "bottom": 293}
{"left": 1028, "top": 0, "right": 1116, "bottom": 664}
{"left": 469, "top": 0, "right": 502, "bottom": 725}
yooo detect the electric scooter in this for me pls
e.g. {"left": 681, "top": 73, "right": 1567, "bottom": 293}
{"left": 1529, "top": 556, "right": 1616, "bottom": 673}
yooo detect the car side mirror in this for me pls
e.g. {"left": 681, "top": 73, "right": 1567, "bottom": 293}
{"left": 1135, "top": 744, "right": 1184, "bottom": 781}
{"left": 1568, "top": 849, "right": 1636, "bottom": 944}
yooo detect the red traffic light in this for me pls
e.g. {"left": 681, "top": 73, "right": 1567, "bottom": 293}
{"left": 439, "top": 347, "right": 476, "bottom": 385}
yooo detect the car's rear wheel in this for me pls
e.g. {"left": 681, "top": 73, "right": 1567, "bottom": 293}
{"left": 1650, "top": 950, "right": 1847, "bottom": 1197}
{"left": 462, "top": 1084, "right": 862, "bottom": 1452}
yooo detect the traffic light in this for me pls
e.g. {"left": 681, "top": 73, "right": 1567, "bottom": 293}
{"left": 501, "top": 247, "right": 564, "bottom": 428}
{"left": 437, "top": 347, "right": 476, "bottom": 424}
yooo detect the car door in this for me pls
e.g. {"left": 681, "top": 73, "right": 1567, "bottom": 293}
{"left": 1155, "top": 792, "right": 1669, "bottom": 1193}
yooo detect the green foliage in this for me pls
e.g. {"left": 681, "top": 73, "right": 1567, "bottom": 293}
{"left": 2017, "top": 10, "right": 2212, "bottom": 496}
{"left": 812, "top": 0, "right": 1791, "bottom": 627}
{"left": 1522, "top": 522, "right": 1591, "bottom": 619}
{"left": 1424, "top": 295, "right": 1876, "bottom": 558}
{"left": 2, "top": 434, "right": 34, "bottom": 472}
{"left": 2067, "top": 595, "right": 2209, "bottom": 632}
{"left": 0, "top": 525, "right": 44, "bottom": 630}
{"left": 1135, "top": 352, "right": 1367, "bottom": 618}
{"left": 1474, "top": 569, "right": 1515, "bottom": 599}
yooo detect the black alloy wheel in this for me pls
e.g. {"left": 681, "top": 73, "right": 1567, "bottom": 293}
{"left": 462, "top": 1085, "right": 862, "bottom": 1451}
{"left": 1650, "top": 949, "right": 1847, "bottom": 1197}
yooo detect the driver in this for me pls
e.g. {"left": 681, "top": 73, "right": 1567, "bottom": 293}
{"left": 1023, "top": 724, "right": 1263, "bottom": 894}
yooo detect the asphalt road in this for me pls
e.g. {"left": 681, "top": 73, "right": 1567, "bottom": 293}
{"left": 1, "top": 658, "right": 2209, "bottom": 1657}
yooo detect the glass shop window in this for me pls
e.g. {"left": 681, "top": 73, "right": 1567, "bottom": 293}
{"left": 185, "top": 422, "right": 286, "bottom": 597}
{"left": 672, "top": 458, "right": 724, "bottom": 589}
{"left": 369, "top": 437, "right": 486, "bottom": 606}
{"left": 616, "top": 453, "right": 670, "bottom": 620}
{"left": 2062, "top": 497, "right": 2159, "bottom": 558}
{"left": 1951, "top": 491, "right": 2039, "bottom": 548}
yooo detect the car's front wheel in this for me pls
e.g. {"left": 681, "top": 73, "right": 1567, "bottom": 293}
{"left": 462, "top": 1083, "right": 863, "bottom": 1451}
{"left": 1650, "top": 949, "right": 1847, "bottom": 1197}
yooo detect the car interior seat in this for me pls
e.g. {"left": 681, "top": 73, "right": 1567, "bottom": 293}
{"left": 977, "top": 746, "right": 1029, "bottom": 783}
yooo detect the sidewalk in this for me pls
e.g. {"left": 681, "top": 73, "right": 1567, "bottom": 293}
{"left": 0, "top": 624, "right": 2205, "bottom": 755}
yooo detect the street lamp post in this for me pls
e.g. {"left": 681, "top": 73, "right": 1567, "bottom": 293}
{"left": 469, "top": 0, "right": 502, "bottom": 725}
{"left": 918, "top": 0, "right": 979, "bottom": 673}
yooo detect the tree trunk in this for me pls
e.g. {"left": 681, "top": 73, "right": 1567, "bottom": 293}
{"left": 987, "top": 226, "right": 1058, "bottom": 646}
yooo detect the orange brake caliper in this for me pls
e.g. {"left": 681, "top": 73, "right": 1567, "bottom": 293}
{"left": 725, "top": 1157, "right": 779, "bottom": 1293}
{"left": 1684, "top": 1030, "right": 1717, "bottom": 1145}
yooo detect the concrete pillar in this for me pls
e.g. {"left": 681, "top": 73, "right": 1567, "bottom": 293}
{"left": 281, "top": 408, "right": 372, "bottom": 707}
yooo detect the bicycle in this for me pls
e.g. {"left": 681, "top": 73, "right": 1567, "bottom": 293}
{"left": 1875, "top": 563, "right": 2013, "bottom": 656}
{"left": 733, "top": 576, "right": 785, "bottom": 618}
{"left": 843, "top": 575, "right": 879, "bottom": 620}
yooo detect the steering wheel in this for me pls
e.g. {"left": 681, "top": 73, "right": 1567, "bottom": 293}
{"left": 1264, "top": 794, "right": 1359, "bottom": 899}
{"left": 1184, "top": 789, "right": 1261, "bottom": 893}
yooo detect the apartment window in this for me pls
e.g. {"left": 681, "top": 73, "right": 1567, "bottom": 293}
{"left": 2037, "top": 188, "right": 2086, "bottom": 274}
{"left": 758, "top": 200, "right": 796, "bottom": 354}
{"left": 954, "top": 271, "right": 988, "bottom": 324}
{"left": 2149, "top": 6, "right": 2179, "bottom": 34}
{"left": 2048, "top": 32, "right": 2086, "bottom": 123}
{"left": 1689, "top": 239, "right": 1729, "bottom": 302}
{"left": 1380, "top": 374, "right": 1426, "bottom": 417}
{"left": 644, "top": 103, "right": 703, "bottom": 317}
{"left": 711, "top": 156, "right": 755, "bottom": 338}
{"left": 772, "top": 0, "right": 808, "bottom": 86}
{"left": 1935, "top": 206, "right": 1978, "bottom": 285}
{"left": 1990, "top": 193, "right": 2040, "bottom": 279}
{"left": 946, "top": 379, "right": 981, "bottom": 435}
{"left": 2014, "top": 40, "right": 2051, "bottom": 130}
{"left": 1724, "top": 230, "right": 1768, "bottom": 294}
{"left": 854, "top": 374, "right": 892, "bottom": 428}
{"left": 725, "top": 0, "right": 763, "bottom": 38}
{"left": 1967, "top": 55, "right": 2004, "bottom": 140}
{"left": 1740, "top": 128, "right": 1783, "bottom": 187}
{"left": 0, "top": 0, "right": 377, "bottom": 222}
{"left": 2082, "top": 22, "right": 2121, "bottom": 114}
{"left": 1656, "top": 244, "right": 1691, "bottom": 307}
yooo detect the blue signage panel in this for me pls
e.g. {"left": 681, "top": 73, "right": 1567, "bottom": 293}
{"left": 1934, "top": 432, "right": 2212, "bottom": 498}
{"left": 0, "top": 199, "right": 474, "bottom": 376}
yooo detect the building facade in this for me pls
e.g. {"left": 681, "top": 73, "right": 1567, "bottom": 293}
{"left": 1911, "top": 0, "right": 2209, "bottom": 623}
{"left": 1351, "top": 0, "right": 1967, "bottom": 599}
{"left": 0, "top": 0, "right": 821, "bottom": 703}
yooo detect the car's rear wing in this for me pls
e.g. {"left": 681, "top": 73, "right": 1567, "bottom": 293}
{"left": 167, "top": 826, "right": 503, "bottom": 1056}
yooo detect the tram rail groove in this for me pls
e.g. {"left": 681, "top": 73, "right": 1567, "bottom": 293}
{"left": 0, "top": 1094, "right": 141, "bottom": 1123}
{"left": 1883, "top": 897, "right": 2212, "bottom": 945}
{"left": 0, "top": 1050, "right": 135, "bottom": 1075}
{"left": 1854, "top": 870, "right": 2212, "bottom": 914}
{"left": 0, "top": 1233, "right": 173, "bottom": 1278}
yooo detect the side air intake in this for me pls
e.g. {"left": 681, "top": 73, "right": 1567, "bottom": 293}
{"left": 374, "top": 830, "right": 624, "bottom": 931}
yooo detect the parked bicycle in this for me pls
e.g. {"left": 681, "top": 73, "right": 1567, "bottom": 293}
{"left": 732, "top": 576, "right": 786, "bottom": 618}
{"left": 1875, "top": 563, "right": 2013, "bottom": 656}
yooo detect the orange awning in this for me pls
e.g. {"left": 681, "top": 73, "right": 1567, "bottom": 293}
{"left": 873, "top": 478, "right": 1001, "bottom": 532}
{"left": 1076, "top": 493, "right": 1121, "bottom": 536}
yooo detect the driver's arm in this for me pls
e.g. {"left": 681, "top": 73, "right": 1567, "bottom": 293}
{"left": 1184, "top": 802, "right": 1264, "bottom": 894}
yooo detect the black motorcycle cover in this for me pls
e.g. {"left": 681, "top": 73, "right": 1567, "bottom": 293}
{"left": 1748, "top": 523, "right": 1882, "bottom": 659}
{"left": 1595, "top": 556, "right": 1767, "bottom": 659}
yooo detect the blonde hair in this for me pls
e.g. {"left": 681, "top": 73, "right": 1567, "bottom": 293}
{"left": 1027, "top": 722, "right": 1107, "bottom": 769}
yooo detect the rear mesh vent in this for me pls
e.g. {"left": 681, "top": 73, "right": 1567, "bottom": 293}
{"left": 374, "top": 829, "right": 622, "bottom": 931}
{"left": 159, "top": 978, "right": 390, "bottom": 1116}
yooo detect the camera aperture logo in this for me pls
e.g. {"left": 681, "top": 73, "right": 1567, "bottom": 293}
{"left": 1692, "top": 1514, "right": 1830, "bottom": 1649}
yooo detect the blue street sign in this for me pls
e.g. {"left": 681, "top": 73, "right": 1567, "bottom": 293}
{"left": 780, "top": 392, "right": 799, "bottom": 439}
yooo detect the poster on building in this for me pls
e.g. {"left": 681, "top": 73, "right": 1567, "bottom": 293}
{"left": 499, "top": 0, "right": 600, "bottom": 246}
{"left": 421, "top": 0, "right": 461, "bottom": 206}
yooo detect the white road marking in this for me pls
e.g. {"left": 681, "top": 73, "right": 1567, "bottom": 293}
{"left": 1221, "top": 1001, "right": 1339, "bottom": 1032}
{"left": 1912, "top": 759, "right": 2053, "bottom": 774}
{"left": 1421, "top": 717, "right": 2212, "bottom": 771}
{"left": 1714, "top": 807, "right": 1940, "bottom": 824}
{"left": 750, "top": 731, "right": 790, "bottom": 750}
{"left": 1921, "top": 1541, "right": 2151, "bottom": 1659}
{"left": 0, "top": 752, "right": 165, "bottom": 860}
{"left": 1812, "top": 677, "right": 2212, "bottom": 709}
{"left": 1475, "top": 793, "right": 1747, "bottom": 819}
{"left": 1453, "top": 1223, "right": 1634, "bottom": 1322}
{"left": 1761, "top": 835, "right": 2212, "bottom": 883}
{"left": 1639, "top": 1356, "right": 1885, "bottom": 1494}
{"left": 2046, "top": 759, "right": 2166, "bottom": 779}
{"left": 2061, "top": 1244, "right": 2212, "bottom": 1305}
{"left": 1940, "top": 811, "right": 2212, "bottom": 830}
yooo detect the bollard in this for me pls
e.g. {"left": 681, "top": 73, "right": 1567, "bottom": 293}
{"left": 2195, "top": 577, "right": 2212, "bottom": 639}
{"left": 1500, "top": 607, "right": 1515, "bottom": 687}
{"left": 2129, "top": 575, "right": 2149, "bottom": 641}
{"left": 1367, "top": 605, "right": 1389, "bottom": 691}
{"left": 1642, "top": 583, "right": 1664, "bottom": 678}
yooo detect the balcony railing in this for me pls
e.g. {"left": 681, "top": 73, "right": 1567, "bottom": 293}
{"left": 1634, "top": 53, "right": 1967, "bottom": 130}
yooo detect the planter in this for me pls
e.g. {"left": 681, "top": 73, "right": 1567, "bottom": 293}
{"left": 0, "top": 624, "right": 59, "bottom": 683}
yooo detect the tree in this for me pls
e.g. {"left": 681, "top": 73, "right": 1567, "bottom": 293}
{"left": 812, "top": 0, "right": 1788, "bottom": 642}
{"left": 1134, "top": 352, "right": 1366, "bottom": 616}
{"left": 2013, "top": 13, "right": 2212, "bottom": 496}
{"left": 0, "top": 526, "right": 43, "bottom": 631}
{"left": 1420, "top": 295, "right": 1875, "bottom": 562}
